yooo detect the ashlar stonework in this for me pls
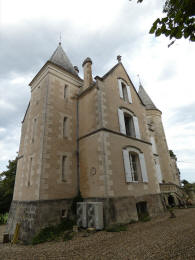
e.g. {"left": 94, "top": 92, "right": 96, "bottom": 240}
{"left": 7, "top": 43, "right": 184, "bottom": 242}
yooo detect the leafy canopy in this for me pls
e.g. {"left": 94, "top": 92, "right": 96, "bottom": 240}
{"left": 0, "top": 158, "right": 17, "bottom": 214}
{"left": 135, "top": 0, "right": 195, "bottom": 46}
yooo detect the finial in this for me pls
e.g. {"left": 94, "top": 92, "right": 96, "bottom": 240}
{"left": 59, "top": 32, "right": 62, "bottom": 45}
{"left": 117, "top": 55, "right": 122, "bottom": 63}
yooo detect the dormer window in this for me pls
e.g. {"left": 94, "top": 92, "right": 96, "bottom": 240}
{"left": 118, "top": 79, "right": 132, "bottom": 103}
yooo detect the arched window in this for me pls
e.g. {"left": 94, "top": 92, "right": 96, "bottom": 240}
{"left": 123, "top": 147, "right": 148, "bottom": 183}
{"left": 118, "top": 108, "right": 141, "bottom": 139}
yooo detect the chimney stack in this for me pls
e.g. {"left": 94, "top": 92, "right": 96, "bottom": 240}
{"left": 82, "top": 57, "right": 93, "bottom": 89}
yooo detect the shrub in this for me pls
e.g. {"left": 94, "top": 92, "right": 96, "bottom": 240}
{"left": 32, "top": 219, "right": 75, "bottom": 245}
{"left": 0, "top": 213, "right": 8, "bottom": 225}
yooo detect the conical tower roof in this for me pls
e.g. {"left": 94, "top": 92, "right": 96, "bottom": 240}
{"left": 49, "top": 42, "right": 77, "bottom": 76}
{"left": 138, "top": 84, "right": 158, "bottom": 110}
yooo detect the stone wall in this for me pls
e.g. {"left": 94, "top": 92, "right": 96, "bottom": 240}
{"left": 84, "top": 193, "right": 165, "bottom": 226}
{"left": 7, "top": 199, "right": 72, "bottom": 242}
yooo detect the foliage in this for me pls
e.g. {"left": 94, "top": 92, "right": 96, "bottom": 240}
{"left": 0, "top": 213, "right": 8, "bottom": 225}
{"left": 181, "top": 179, "right": 195, "bottom": 195}
{"left": 106, "top": 224, "right": 128, "bottom": 232}
{"left": 32, "top": 219, "right": 75, "bottom": 245}
{"left": 0, "top": 158, "right": 17, "bottom": 214}
{"left": 169, "top": 150, "right": 177, "bottom": 159}
{"left": 134, "top": 0, "right": 195, "bottom": 46}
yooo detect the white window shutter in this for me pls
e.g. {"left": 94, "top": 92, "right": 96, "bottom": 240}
{"left": 118, "top": 79, "right": 123, "bottom": 99}
{"left": 155, "top": 157, "right": 163, "bottom": 183}
{"left": 126, "top": 85, "right": 132, "bottom": 103}
{"left": 139, "top": 153, "right": 148, "bottom": 182}
{"left": 123, "top": 150, "right": 132, "bottom": 182}
{"left": 133, "top": 116, "right": 141, "bottom": 139}
{"left": 150, "top": 136, "right": 157, "bottom": 154}
{"left": 118, "top": 109, "right": 126, "bottom": 134}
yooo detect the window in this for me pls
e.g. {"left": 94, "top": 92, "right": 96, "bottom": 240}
{"left": 123, "top": 148, "right": 148, "bottom": 183}
{"left": 62, "top": 156, "right": 66, "bottom": 181}
{"left": 28, "top": 157, "right": 32, "bottom": 186}
{"left": 129, "top": 153, "right": 141, "bottom": 181}
{"left": 118, "top": 109, "right": 141, "bottom": 139}
{"left": 118, "top": 79, "right": 132, "bottom": 103}
{"left": 63, "top": 117, "right": 67, "bottom": 137}
{"left": 154, "top": 156, "right": 163, "bottom": 183}
{"left": 150, "top": 136, "right": 157, "bottom": 154}
{"left": 124, "top": 113, "right": 135, "bottom": 137}
{"left": 32, "top": 118, "right": 37, "bottom": 143}
{"left": 64, "top": 85, "right": 68, "bottom": 99}
{"left": 121, "top": 82, "right": 128, "bottom": 102}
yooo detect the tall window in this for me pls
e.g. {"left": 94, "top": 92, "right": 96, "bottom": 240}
{"left": 64, "top": 85, "right": 68, "bottom": 99}
{"left": 124, "top": 113, "right": 135, "bottom": 137}
{"left": 32, "top": 118, "right": 37, "bottom": 143}
{"left": 62, "top": 156, "right": 66, "bottom": 181}
{"left": 28, "top": 157, "right": 32, "bottom": 186}
{"left": 123, "top": 148, "right": 148, "bottom": 183}
{"left": 118, "top": 108, "right": 140, "bottom": 139}
{"left": 129, "top": 152, "right": 142, "bottom": 181}
{"left": 121, "top": 82, "right": 128, "bottom": 102}
{"left": 118, "top": 79, "right": 132, "bottom": 103}
{"left": 63, "top": 117, "right": 67, "bottom": 137}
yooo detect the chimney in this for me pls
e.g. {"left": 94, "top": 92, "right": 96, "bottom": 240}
{"left": 82, "top": 57, "right": 93, "bottom": 89}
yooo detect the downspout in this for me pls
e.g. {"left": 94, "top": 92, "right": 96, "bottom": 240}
{"left": 76, "top": 96, "right": 80, "bottom": 195}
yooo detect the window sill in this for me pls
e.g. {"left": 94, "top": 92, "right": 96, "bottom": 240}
{"left": 127, "top": 181, "right": 148, "bottom": 184}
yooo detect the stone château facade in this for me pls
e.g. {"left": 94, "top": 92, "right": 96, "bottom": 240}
{"left": 7, "top": 43, "right": 183, "bottom": 241}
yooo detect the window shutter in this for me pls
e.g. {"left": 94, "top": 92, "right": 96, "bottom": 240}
{"left": 133, "top": 116, "right": 141, "bottom": 139}
{"left": 150, "top": 136, "right": 157, "bottom": 154}
{"left": 118, "top": 79, "right": 123, "bottom": 99}
{"left": 139, "top": 153, "right": 148, "bottom": 182}
{"left": 123, "top": 150, "right": 132, "bottom": 182}
{"left": 155, "top": 157, "right": 163, "bottom": 183}
{"left": 126, "top": 85, "right": 132, "bottom": 103}
{"left": 118, "top": 109, "right": 126, "bottom": 134}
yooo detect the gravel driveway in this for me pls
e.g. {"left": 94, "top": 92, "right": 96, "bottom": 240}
{"left": 0, "top": 208, "right": 195, "bottom": 260}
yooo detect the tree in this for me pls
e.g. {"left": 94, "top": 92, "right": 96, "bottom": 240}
{"left": 134, "top": 0, "right": 195, "bottom": 46}
{"left": 0, "top": 158, "right": 17, "bottom": 214}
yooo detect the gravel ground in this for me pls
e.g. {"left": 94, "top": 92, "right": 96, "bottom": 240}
{"left": 0, "top": 208, "right": 195, "bottom": 260}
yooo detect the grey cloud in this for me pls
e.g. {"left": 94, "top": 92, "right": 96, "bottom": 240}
{"left": 158, "top": 64, "right": 176, "bottom": 81}
{"left": 168, "top": 103, "right": 195, "bottom": 125}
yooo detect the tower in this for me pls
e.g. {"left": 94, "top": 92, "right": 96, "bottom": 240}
{"left": 7, "top": 43, "right": 82, "bottom": 241}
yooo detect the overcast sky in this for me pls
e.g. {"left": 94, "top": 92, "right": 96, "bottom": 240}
{"left": 0, "top": 0, "right": 194, "bottom": 182}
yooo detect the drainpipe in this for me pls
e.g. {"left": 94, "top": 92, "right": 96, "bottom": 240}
{"left": 76, "top": 96, "right": 80, "bottom": 195}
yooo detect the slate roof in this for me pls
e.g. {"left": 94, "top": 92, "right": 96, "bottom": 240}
{"left": 138, "top": 84, "right": 158, "bottom": 110}
{"left": 49, "top": 42, "right": 78, "bottom": 76}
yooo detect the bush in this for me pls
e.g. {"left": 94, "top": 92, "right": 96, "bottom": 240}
{"left": 32, "top": 219, "right": 75, "bottom": 245}
{"left": 106, "top": 224, "right": 128, "bottom": 232}
{"left": 0, "top": 213, "right": 8, "bottom": 225}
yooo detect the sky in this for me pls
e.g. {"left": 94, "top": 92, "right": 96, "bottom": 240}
{"left": 0, "top": 0, "right": 194, "bottom": 182}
